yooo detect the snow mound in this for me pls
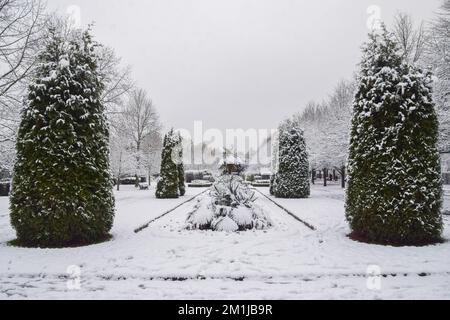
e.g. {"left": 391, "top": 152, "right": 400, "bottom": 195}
{"left": 231, "top": 206, "right": 253, "bottom": 228}
{"left": 186, "top": 199, "right": 214, "bottom": 230}
{"left": 212, "top": 216, "right": 239, "bottom": 232}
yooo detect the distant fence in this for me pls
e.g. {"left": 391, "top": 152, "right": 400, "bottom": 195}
{"left": 443, "top": 173, "right": 450, "bottom": 185}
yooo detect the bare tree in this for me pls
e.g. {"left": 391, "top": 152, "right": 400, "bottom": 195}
{"left": 427, "top": 0, "right": 450, "bottom": 152}
{"left": 393, "top": 12, "right": 426, "bottom": 65}
{"left": 142, "top": 130, "right": 163, "bottom": 185}
{"left": 327, "top": 80, "right": 355, "bottom": 188}
{"left": 392, "top": 7, "right": 450, "bottom": 152}
{"left": 0, "top": 0, "right": 46, "bottom": 100}
{"left": 0, "top": 0, "right": 46, "bottom": 175}
{"left": 116, "top": 89, "right": 161, "bottom": 187}
{"left": 110, "top": 126, "right": 136, "bottom": 191}
{"left": 97, "top": 46, "right": 134, "bottom": 114}
{"left": 295, "top": 80, "right": 355, "bottom": 188}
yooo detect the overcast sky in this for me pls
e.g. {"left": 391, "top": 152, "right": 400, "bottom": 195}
{"left": 47, "top": 0, "right": 442, "bottom": 133}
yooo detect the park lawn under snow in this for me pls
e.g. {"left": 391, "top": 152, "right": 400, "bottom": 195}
{"left": 0, "top": 184, "right": 449, "bottom": 300}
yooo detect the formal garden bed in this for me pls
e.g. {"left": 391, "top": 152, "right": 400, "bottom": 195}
{"left": 186, "top": 175, "right": 273, "bottom": 232}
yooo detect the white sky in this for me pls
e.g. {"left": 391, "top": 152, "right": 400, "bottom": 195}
{"left": 47, "top": 0, "right": 442, "bottom": 133}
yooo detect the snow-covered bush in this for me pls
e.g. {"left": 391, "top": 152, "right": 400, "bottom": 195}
{"left": 156, "top": 129, "right": 181, "bottom": 199}
{"left": 210, "top": 175, "right": 256, "bottom": 208}
{"left": 10, "top": 26, "right": 115, "bottom": 247}
{"left": 186, "top": 175, "right": 272, "bottom": 232}
{"left": 346, "top": 27, "right": 443, "bottom": 246}
{"left": 272, "top": 118, "right": 310, "bottom": 199}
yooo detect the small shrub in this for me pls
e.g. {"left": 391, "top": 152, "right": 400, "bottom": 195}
{"left": 186, "top": 175, "right": 272, "bottom": 232}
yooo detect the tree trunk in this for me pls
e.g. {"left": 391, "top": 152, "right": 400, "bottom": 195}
{"left": 312, "top": 169, "right": 316, "bottom": 185}
{"left": 341, "top": 165, "right": 346, "bottom": 189}
{"left": 148, "top": 166, "right": 152, "bottom": 187}
{"left": 323, "top": 168, "right": 328, "bottom": 187}
{"left": 135, "top": 141, "right": 141, "bottom": 188}
{"left": 148, "top": 151, "right": 152, "bottom": 186}
{"left": 135, "top": 174, "right": 140, "bottom": 188}
{"left": 117, "top": 152, "right": 122, "bottom": 191}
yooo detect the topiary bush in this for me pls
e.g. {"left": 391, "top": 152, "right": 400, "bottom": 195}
{"left": 156, "top": 129, "right": 180, "bottom": 199}
{"left": 346, "top": 27, "right": 443, "bottom": 246}
{"left": 9, "top": 27, "right": 115, "bottom": 248}
{"left": 186, "top": 175, "right": 272, "bottom": 232}
{"left": 273, "top": 119, "right": 310, "bottom": 199}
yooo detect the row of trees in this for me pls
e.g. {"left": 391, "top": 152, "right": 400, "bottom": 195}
{"left": 270, "top": 4, "right": 449, "bottom": 246}
{"left": 109, "top": 89, "right": 162, "bottom": 190}
{"left": 271, "top": 23, "right": 444, "bottom": 246}
{"left": 294, "top": 80, "right": 354, "bottom": 188}
{"left": 429, "top": 2, "right": 450, "bottom": 152}
{"left": 294, "top": 5, "right": 450, "bottom": 189}
{"left": 0, "top": 0, "right": 46, "bottom": 176}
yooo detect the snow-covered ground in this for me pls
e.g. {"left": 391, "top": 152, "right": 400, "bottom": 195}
{"left": 0, "top": 184, "right": 450, "bottom": 300}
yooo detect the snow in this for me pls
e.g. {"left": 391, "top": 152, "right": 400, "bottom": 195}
{"left": 0, "top": 184, "right": 450, "bottom": 299}
{"left": 219, "top": 155, "right": 243, "bottom": 166}
{"left": 186, "top": 176, "right": 272, "bottom": 231}
{"left": 59, "top": 57, "right": 70, "bottom": 69}
{"left": 212, "top": 216, "right": 239, "bottom": 232}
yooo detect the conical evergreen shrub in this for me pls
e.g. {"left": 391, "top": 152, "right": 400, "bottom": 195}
{"left": 156, "top": 129, "right": 180, "bottom": 199}
{"left": 274, "top": 119, "right": 310, "bottom": 198}
{"left": 10, "top": 27, "right": 115, "bottom": 248}
{"left": 346, "top": 27, "right": 443, "bottom": 246}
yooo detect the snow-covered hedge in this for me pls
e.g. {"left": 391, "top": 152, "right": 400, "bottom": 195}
{"left": 186, "top": 175, "right": 272, "bottom": 232}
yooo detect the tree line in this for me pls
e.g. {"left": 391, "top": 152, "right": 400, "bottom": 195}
{"left": 270, "top": 8, "right": 448, "bottom": 246}
{"left": 292, "top": 6, "right": 450, "bottom": 188}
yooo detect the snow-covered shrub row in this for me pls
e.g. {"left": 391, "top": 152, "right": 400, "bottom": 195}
{"left": 186, "top": 175, "right": 272, "bottom": 232}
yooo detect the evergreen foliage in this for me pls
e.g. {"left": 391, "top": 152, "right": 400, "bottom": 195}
{"left": 10, "top": 27, "right": 115, "bottom": 248}
{"left": 346, "top": 27, "right": 443, "bottom": 246}
{"left": 273, "top": 119, "right": 310, "bottom": 199}
{"left": 156, "top": 129, "right": 180, "bottom": 199}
